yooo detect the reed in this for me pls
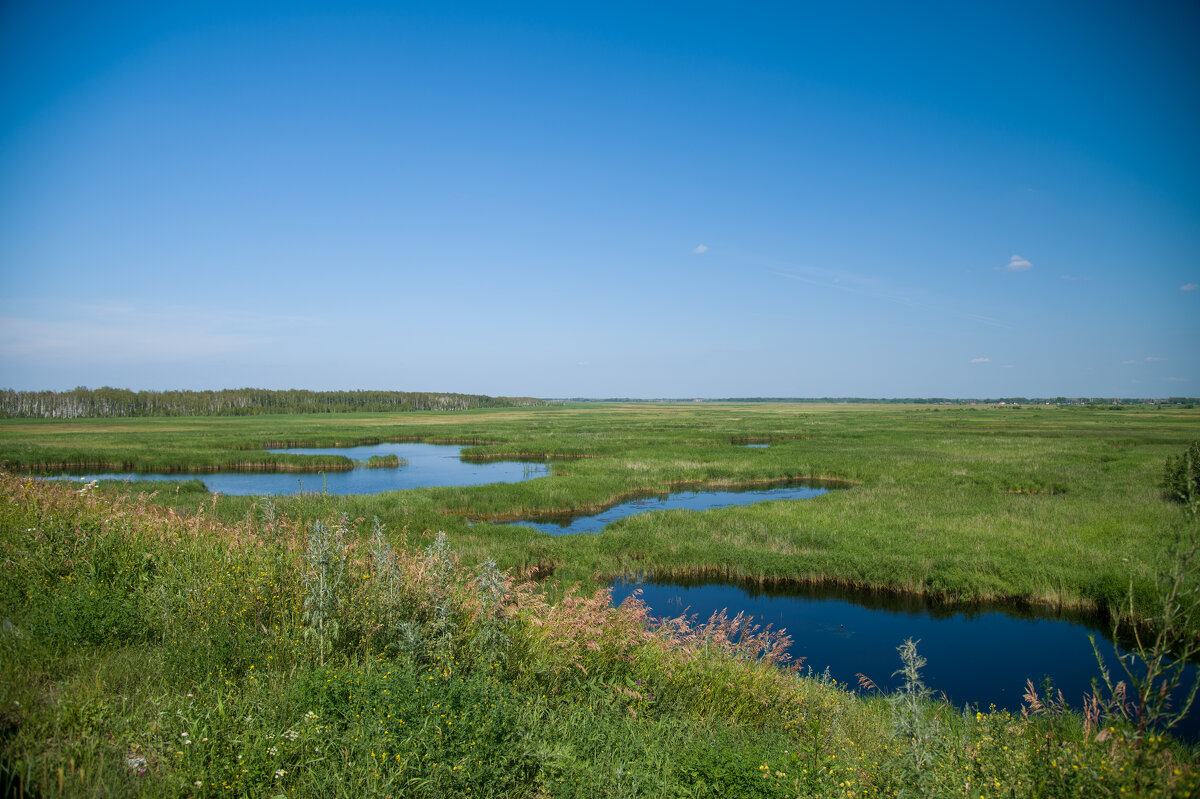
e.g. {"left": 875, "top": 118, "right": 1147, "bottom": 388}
{"left": 365, "top": 454, "right": 401, "bottom": 468}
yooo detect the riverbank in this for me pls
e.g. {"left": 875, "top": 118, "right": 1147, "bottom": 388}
{"left": 1, "top": 473, "right": 1193, "bottom": 796}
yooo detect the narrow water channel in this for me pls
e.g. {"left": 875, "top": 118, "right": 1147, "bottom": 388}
{"left": 506, "top": 480, "right": 833, "bottom": 534}
{"left": 609, "top": 578, "right": 1200, "bottom": 740}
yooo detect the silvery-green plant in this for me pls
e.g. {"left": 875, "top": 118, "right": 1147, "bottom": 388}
{"left": 424, "top": 532, "right": 456, "bottom": 661}
{"left": 471, "top": 558, "right": 511, "bottom": 663}
{"left": 302, "top": 517, "right": 347, "bottom": 665}
{"left": 258, "top": 496, "right": 277, "bottom": 535}
{"left": 888, "top": 638, "right": 939, "bottom": 797}
{"left": 369, "top": 516, "right": 401, "bottom": 612}
{"left": 369, "top": 515, "right": 416, "bottom": 654}
{"left": 390, "top": 620, "right": 423, "bottom": 655}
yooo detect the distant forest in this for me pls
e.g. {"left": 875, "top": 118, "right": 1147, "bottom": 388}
{"left": 0, "top": 388, "right": 550, "bottom": 419}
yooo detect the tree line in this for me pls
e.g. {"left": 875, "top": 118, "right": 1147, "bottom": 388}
{"left": 0, "top": 387, "right": 549, "bottom": 418}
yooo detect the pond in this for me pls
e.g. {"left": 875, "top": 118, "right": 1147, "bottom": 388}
{"left": 53, "top": 443, "right": 550, "bottom": 496}
{"left": 505, "top": 480, "right": 833, "bottom": 535}
{"left": 609, "top": 578, "right": 1200, "bottom": 740}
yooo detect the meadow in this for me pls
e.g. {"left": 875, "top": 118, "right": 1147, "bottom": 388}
{"left": 1, "top": 402, "right": 1198, "bottom": 795}
{"left": 3, "top": 402, "right": 1196, "bottom": 618}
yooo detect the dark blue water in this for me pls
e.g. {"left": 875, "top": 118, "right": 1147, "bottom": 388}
{"left": 610, "top": 578, "right": 1200, "bottom": 740}
{"left": 52, "top": 443, "right": 549, "bottom": 496}
{"left": 508, "top": 481, "right": 830, "bottom": 535}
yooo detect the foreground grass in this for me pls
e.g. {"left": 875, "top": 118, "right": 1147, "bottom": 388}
{"left": 1, "top": 474, "right": 1196, "bottom": 797}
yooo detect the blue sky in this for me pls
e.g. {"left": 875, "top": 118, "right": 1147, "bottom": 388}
{"left": 1, "top": 0, "right": 1197, "bottom": 398}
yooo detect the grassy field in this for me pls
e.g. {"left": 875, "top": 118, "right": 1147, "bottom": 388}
{"left": 0, "top": 472, "right": 1195, "bottom": 796}
{"left": 3, "top": 402, "right": 1196, "bottom": 622}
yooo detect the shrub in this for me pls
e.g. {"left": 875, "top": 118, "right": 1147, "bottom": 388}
{"left": 1162, "top": 441, "right": 1200, "bottom": 508}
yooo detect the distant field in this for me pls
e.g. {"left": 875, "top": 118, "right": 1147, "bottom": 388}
{"left": 3, "top": 402, "right": 1197, "bottom": 625}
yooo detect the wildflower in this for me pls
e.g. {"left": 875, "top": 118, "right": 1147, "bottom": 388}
{"left": 305, "top": 711, "right": 317, "bottom": 720}
{"left": 194, "top": 781, "right": 202, "bottom": 787}
{"left": 268, "top": 746, "right": 278, "bottom": 756}
{"left": 274, "top": 769, "right": 286, "bottom": 779}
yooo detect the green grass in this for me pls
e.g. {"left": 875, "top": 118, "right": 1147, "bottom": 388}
{"left": 4, "top": 403, "right": 1192, "bottom": 625}
{"left": 0, "top": 400, "right": 1195, "bottom": 619}
{"left": 0, "top": 474, "right": 1194, "bottom": 796}
{"left": 365, "top": 454, "right": 402, "bottom": 468}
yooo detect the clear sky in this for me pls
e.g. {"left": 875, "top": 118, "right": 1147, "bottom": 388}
{"left": 1, "top": 0, "right": 1197, "bottom": 398}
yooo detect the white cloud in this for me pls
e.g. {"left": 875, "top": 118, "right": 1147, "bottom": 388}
{"left": 1002, "top": 364, "right": 1014, "bottom": 369}
{"left": 969, "top": 357, "right": 990, "bottom": 363}
{"left": 1146, "top": 356, "right": 1167, "bottom": 362}
{"left": 1168, "top": 377, "right": 1188, "bottom": 382}
{"left": 1181, "top": 283, "right": 1198, "bottom": 291}
{"left": 1005, "top": 254, "right": 1033, "bottom": 271}
{"left": 1120, "top": 360, "right": 1136, "bottom": 365}
{"left": 692, "top": 244, "right": 709, "bottom": 255}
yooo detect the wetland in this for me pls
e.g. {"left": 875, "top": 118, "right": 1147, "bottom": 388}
{"left": 49, "top": 442, "right": 550, "bottom": 495}
{"left": 6, "top": 402, "right": 1196, "bottom": 619}
{"left": 2, "top": 401, "right": 1198, "bottom": 794}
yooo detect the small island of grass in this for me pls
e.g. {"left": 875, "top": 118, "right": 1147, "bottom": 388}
{"left": 365, "top": 454, "right": 402, "bottom": 468}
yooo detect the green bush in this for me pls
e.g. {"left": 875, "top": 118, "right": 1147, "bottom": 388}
{"left": 1163, "top": 441, "right": 1200, "bottom": 505}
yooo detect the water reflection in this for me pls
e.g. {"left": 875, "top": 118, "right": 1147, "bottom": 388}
{"left": 506, "top": 480, "right": 834, "bottom": 535}
{"left": 48, "top": 443, "right": 550, "bottom": 496}
{"left": 610, "top": 577, "right": 1199, "bottom": 740}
